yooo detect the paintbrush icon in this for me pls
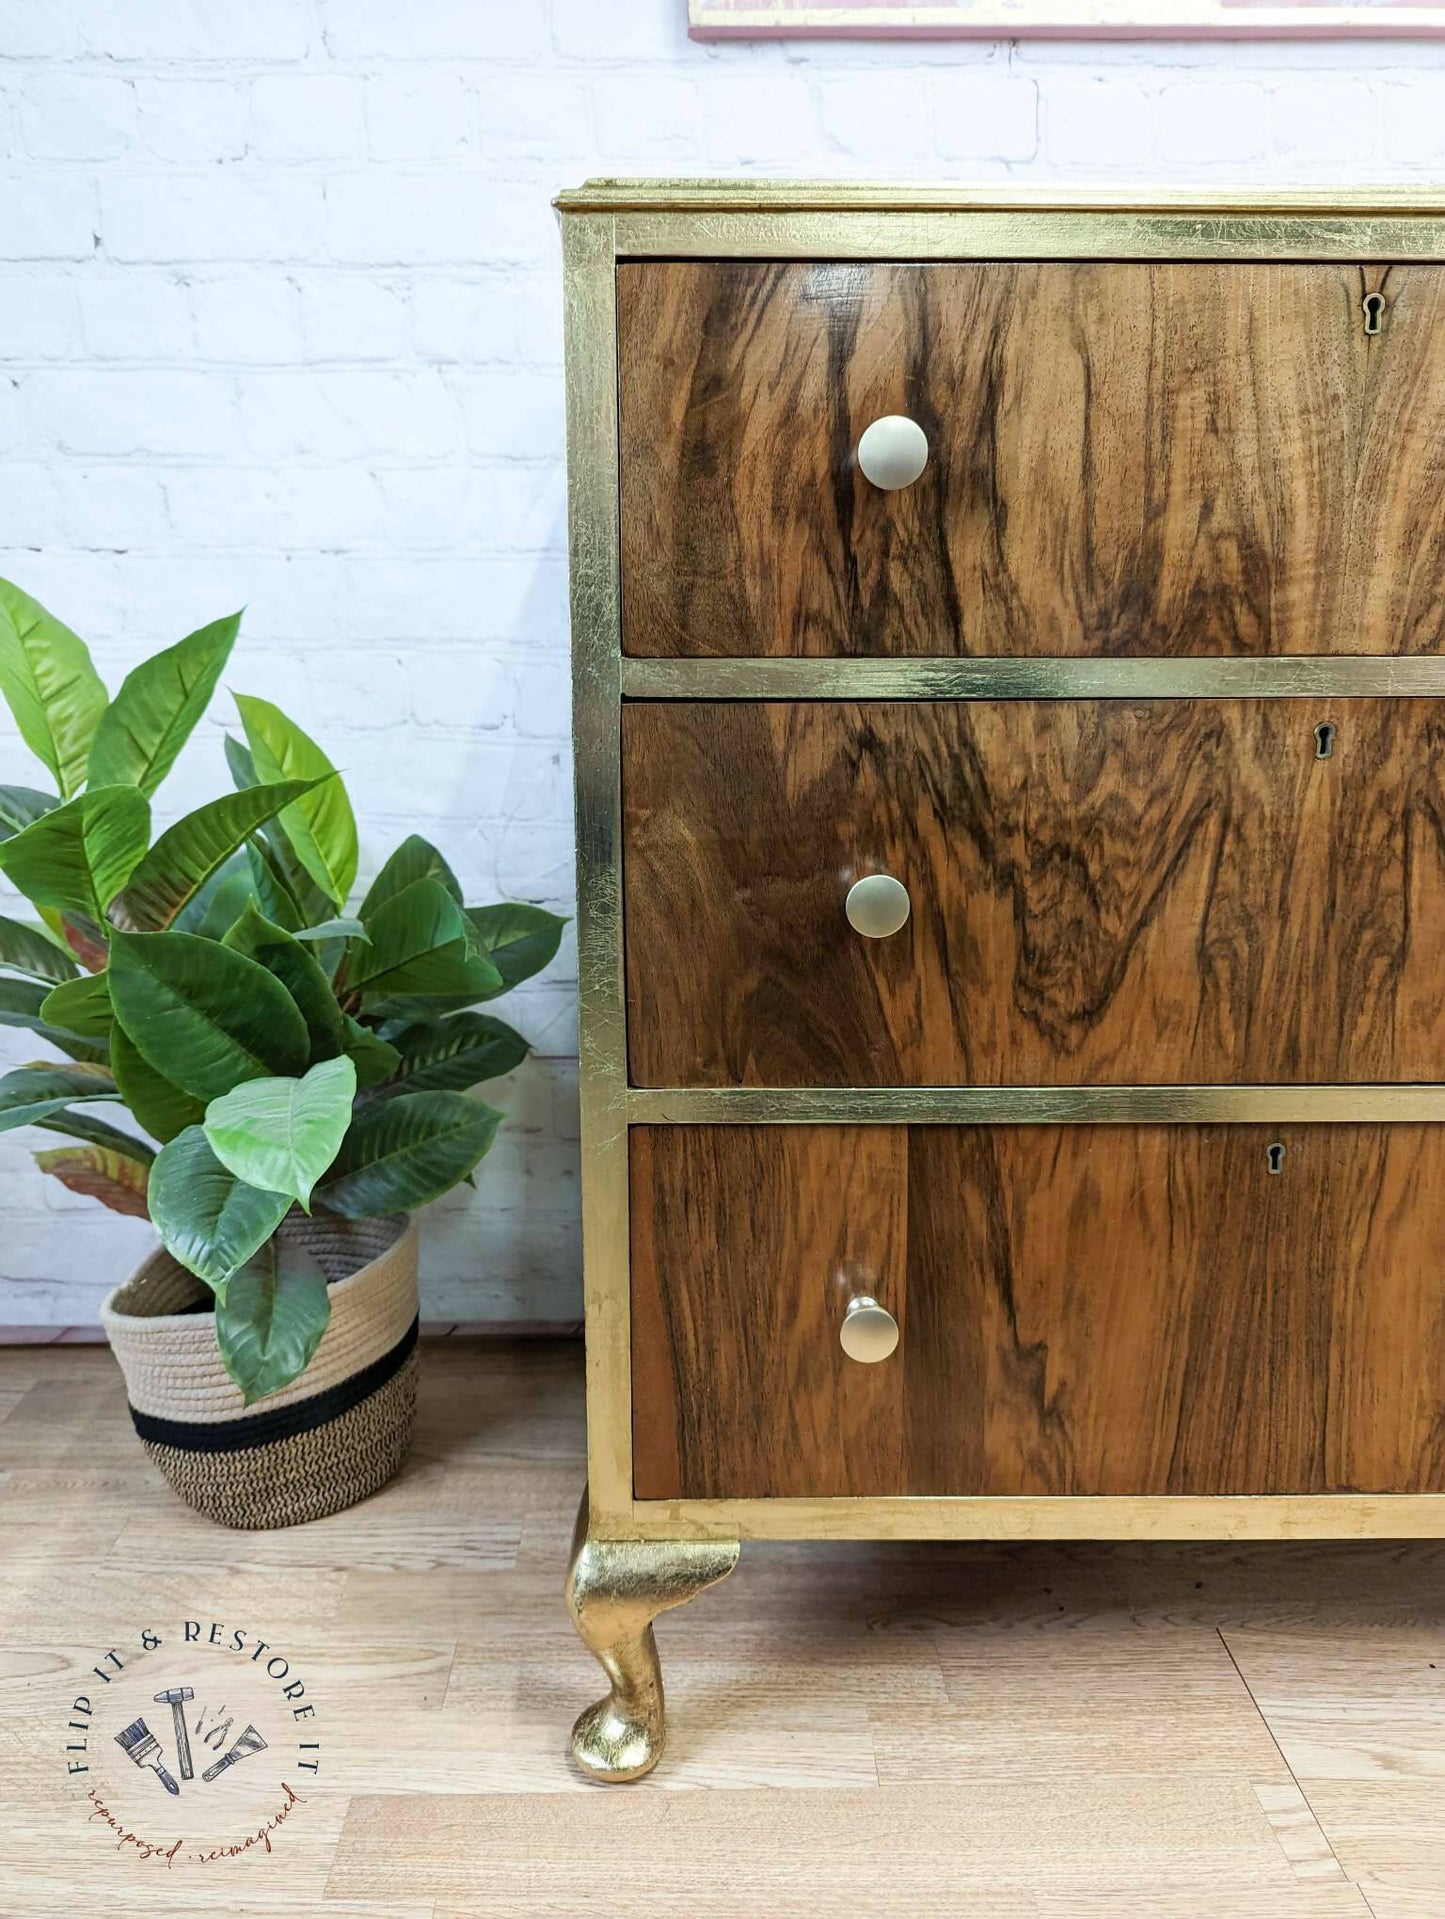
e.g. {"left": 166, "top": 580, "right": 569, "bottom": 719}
{"left": 201, "top": 1723, "right": 267, "bottom": 1782}
{"left": 114, "top": 1716, "right": 181, "bottom": 1796}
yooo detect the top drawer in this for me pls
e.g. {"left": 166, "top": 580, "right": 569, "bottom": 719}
{"left": 618, "top": 261, "right": 1445, "bottom": 659}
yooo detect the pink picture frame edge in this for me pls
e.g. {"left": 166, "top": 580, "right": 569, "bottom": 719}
{"left": 688, "top": 2, "right": 1445, "bottom": 38}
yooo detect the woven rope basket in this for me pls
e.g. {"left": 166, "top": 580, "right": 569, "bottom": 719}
{"left": 101, "top": 1213, "right": 419, "bottom": 1530}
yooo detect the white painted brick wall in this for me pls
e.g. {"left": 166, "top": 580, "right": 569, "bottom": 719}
{"left": 3, "top": 0, "right": 1445, "bottom": 1328}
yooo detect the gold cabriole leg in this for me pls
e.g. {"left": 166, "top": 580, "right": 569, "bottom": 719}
{"left": 565, "top": 1493, "right": 740, "bottom": 1783}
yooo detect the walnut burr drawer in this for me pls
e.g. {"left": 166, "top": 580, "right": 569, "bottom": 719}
{"left": 623, "top": 699, "right": 1445, "bottom": 1088}
{"left": 630, "top": 1123, "right": 1445, "bottom": 1502}
{"left": 618, "top": 259, "right": 1445, "bottom": 661}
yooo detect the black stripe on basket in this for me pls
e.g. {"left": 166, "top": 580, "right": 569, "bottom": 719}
{"left": 128, "top": 1315, "right": 419, "bottom": 1455}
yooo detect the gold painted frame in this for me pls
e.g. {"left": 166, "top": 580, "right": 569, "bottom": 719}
{"left": 559, "top": 181, "right": 1445, "bottom": 1544}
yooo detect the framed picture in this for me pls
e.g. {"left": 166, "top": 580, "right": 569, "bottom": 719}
{"left": 690, "top": 2, "right": 1445, "bottom": 37}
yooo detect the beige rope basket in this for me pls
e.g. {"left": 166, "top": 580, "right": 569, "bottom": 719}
{"left": 101, "top": 1213, "right": 419, "bottom": 1529}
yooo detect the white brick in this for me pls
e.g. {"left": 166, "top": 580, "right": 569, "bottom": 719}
{"left": 296, "top": 273, "right": 409, "bottom": 361}
{"left": 135, "top": 77, "right": 250, "bottom": 162}
{"left": 1267, "top": 78, "right": 1380, "bottom": 167}
{"left": 101, "top": 170, "right": 324, "bottom": 263}
{"left": 164, "top": 464, "right": 282, "bottom": 548}
{"left": 19, "top": 72, "right": 134, "bottom": 161}
{"left": 59, "top": 465, "right": 172, "bottom": 550}
{"left": 250, "top": 73, "right": 365, "bottom": 162}
{"left": 452, "top": 371, "right": 565, "bottom": 460}
{"left": 0, "top": 171, "right": 97, "bottom": 261}
{"left": 0, "top": 462, "right": 62, "bottom": 549}
{"left": 1038, "top": 74, "right": 1158, "bottom": 169}
{"left": 933, "top": 70, "right": 1038, "bottom": 164}
{"left": 270, "top": 464, "right": 388, "bottom": 548}
{"left": 321, "top": 0, "right": 545, "bottom": 59}
{"left": 77, "top": 0, "right": 314, "bottom": 61}
{"left": 236, "top": 368, "right": 459, "bottom": 459}
{"left": 476, "top": 74, "right": 593, "bottom": 163}
{"left": 0, "top": 2, "right": 82, "bottom": 56}
{"left": 410, "top": 278, "right": 518, "bottom": 365}
{"left": 552, "top": 0, "right": 687, "bottom": 61}
{"left": 592, "top": 74, "right": 702, "bottom": 162}
{"left": 1156, "top": 81, "right": 1270, "bottom": 168}
{"left": 327, "top": 172, "right": 551, "bottom": 269}
{"left": 18, "top": 369, "right": 237, "bottom": 457}
{"left": 191, "top": 273, "right": 303, "bottom": 364}
{"left": 364, "top": 74, "right": 472, "bottom": 161}
{"left": 78, "top": 271, "right": 193, "bottom": 359}
{"left": 819, "top": 74, "right": 934, "bottom": 164}
{"left": 1382, "top": 77, "right": 1445, "bottom": 168}
{"left": 702, "top": 75, "right": 820, "bottom": 167}
{"left": 1, "top": 269, "right": 83, "bottom": 358}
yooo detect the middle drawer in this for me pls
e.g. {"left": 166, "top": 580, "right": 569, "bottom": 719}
{"left": 623, "top": 700, "right": 1445, "bottom": 1086}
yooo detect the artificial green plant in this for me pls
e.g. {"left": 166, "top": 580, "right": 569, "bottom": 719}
{"left": 0, "top": 582, "right": 563, "bottom": 1402}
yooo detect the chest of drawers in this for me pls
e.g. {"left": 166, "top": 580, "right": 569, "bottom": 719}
{"left": 555, "top": 180, "right": 1445, "bottom": 1783}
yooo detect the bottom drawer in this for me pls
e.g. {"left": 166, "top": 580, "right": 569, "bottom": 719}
{"left": 630, "top": 1124, "right": 1445, "bottom": 1501}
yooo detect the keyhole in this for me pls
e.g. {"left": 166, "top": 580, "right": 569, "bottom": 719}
{"left": 1314, "top": 720, "right": 1336, "bottom": 759}
{"left": 1363, "top": 292, "right": 1386, "bottom": 336}
{"left": 1267, "top": 1142, "right": 1286, "bottom": 1175}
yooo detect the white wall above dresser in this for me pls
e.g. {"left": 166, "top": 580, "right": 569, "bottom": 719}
{"left": 2, "top": 0, "right": 1443, "bottom": 1330}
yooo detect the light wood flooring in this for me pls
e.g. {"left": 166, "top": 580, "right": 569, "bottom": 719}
{"left": 2, "top": 1338, "right": 1444, "bottom": 1917}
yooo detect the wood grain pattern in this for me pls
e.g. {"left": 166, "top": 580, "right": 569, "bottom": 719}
{"left": 623, "top": 700, "right": 1445, "bottom": 1086}
{"left": 631, "top": 1125, "right": 907, "bottom": 1498}
{"left": 619, "top": 261, "right": 1445, "bottom": 659}
{"left": 630, "top": 1124, "right": 1445, "bottom": 1500}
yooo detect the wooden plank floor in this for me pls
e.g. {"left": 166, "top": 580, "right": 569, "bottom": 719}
{"left": 2, "top": 1340, "right": 1443, "bottom": 1916}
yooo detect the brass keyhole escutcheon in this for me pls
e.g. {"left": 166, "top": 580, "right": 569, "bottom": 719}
{"left": 1315, "top": 720, "right": 1336, "bottom": 760}
{"left": 1363, "top": 292, "right": 1386, "bottom": 336}
{"left": 1267, "top": 1142, "right": 1286, "bottom": 1175}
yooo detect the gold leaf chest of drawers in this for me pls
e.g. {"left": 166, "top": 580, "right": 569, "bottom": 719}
{"left": 555, "top": 179, "right": 1445, "bottom": 1783}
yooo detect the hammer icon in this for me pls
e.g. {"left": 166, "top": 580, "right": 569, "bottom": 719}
{"left": 154, "top": 1687, "right": 195, "bottom": 1781}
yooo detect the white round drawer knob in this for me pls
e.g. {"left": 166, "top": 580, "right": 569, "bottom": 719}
{"left": 856, "top": 414, "right": 929, "bottom": 491}
{"left": 840, "top": 1296, "right": 899, "bottom": 1364}
{"left": 845, "top": 873, "right": 911, "bottom": 940}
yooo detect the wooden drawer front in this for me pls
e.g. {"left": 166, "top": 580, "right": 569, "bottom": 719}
{"left": 618, "top": 261, "right": 1445, "bottom": 660}
{"left": 631, "top": 1123, "right": 1445, "bottom": 1501}
{"left": 623, "top": 700, "right": 1445, "bottom": 1087}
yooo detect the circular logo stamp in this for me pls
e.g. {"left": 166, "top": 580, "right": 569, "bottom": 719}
{"left": 63, "top": 1619, "right": 321, "bottom": 1869}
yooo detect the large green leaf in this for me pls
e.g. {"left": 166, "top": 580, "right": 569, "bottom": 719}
{"left": 351, "top": 878, "right": 503, "bottom": 1000}
{"left": 174, "top": 850, "right": 256, "bottom": 941}
{"left": 0, "top": 916, "right": 77, "bottom": 985}
{"left": 235, "top": 694, "right": 356, "bottom": 908}
{"left": 0, "top": 785, "right": 150, "bottom": 920}
{"left": 359, "top": 835, "right": 462, "bottom": 918}
{"left": 147, "top": 1124, "right": 291, "bottom": 1289}
{"left": 87, "top": 613, "right": 240, "bottom": 797}
{"left": 40, "top": 970, "right": 113, "bottom": 1038}
{"left": 382, "top": 1013, "right": 529, "bottom": 1095}
{"left": 35, "top": 1107, "right": 153, "bottom": 1162}
{"left": 204, "top": 1056, "right": 356, "bottom": 1211}
{"left": 111, "top": 778, "right": 319, "bottom": 933}
{"left": 33, "top": 1142, "right": 150, "bottom": 1217}
{"left": 0, "top": 977, "right": 107, "bottom": 1062}
{"left": 341, "top": 1014, "right": 402, "bottom": 1089}
{"left": 0, "top": 581, "right": 108, "bottom": 798}
{"left": 0, "top": 1060, "right": 118, "bottom": 1133}
{"left": 108, "top": 929, "right": 309, "bottom": 1100}
{"left": 464, "top": 903, "right": 566, "bottom": 996}
{"left": 110, "top": 1023, "right": 204, "bottom": 1144}
{"left": 0, "top": 785, "right": 60, "bottom": 842}
{"left": 294, "top": 917, "right": 367, "bottom": 944}
{"left": 215, "top": 1237, "right": 331, "bottom": 1404}
{"left": 319, "top": 1089, "right": 502, "bottom": 1218}
{"left": 222, "top": 902, "right": 344, "bottom": 1063}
